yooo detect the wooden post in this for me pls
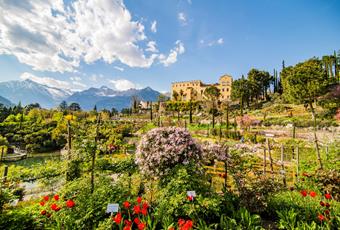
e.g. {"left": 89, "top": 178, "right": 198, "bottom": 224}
{"left": 281, "top": 144, "right": 286, "bottom": 187}
{"left": 219, "top": 117, "right": 222, "bottom": 141}
{"left": 263, "top": 148, "right": 266, "bottom": 176}
{"left": 296, "top": 146, "right": 299, "bottom": 183}
{"left": 267, "top": 138, "right": 274, "bottom": 177}
{"left": 3, "top": 165, "right": 8, "bottom": 183}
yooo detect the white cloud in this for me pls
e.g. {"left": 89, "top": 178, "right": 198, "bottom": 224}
{"left": 20, "top": 72, "right": 86, "bottom": 90}
{"left": 70, "top": 76, "right": 82, "bottom": 81}
{"left": 109, "top": 79, "right": 140, "bottom": 91}
{"left": 159, "top": 40, "right": 185, "bottom": 67}
{"left": 178, "top": 12, "right": 187, "bottom": 25}
{"left": 114, "top": 66, "right": 124, "bottom": 72}
{"left": 201, "top": 37, "right": 224, "bottom": 47}
{"left": 151, "top": 20, "right": 157, "bottom": 33}
{"left": 0, "top": 0, "right": 162, "bottom": 72}
{"left": 187, "top": 0, "right": 192, "bottom": 4}
{"left": 146, "top": 41, "right": 158, "bottom": 53}
{"left": 217, "top": 38, "right": 224, "bottom": 44}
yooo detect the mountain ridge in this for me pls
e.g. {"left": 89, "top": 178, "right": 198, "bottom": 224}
{"left": 0, "top": 79, "right": 161, "bottom": 110}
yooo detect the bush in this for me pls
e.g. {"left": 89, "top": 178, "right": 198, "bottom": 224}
{"left": 135, "top": 127, "right": 203, "bottom": 178}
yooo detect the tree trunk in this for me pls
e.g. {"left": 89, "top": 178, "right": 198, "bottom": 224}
{"left": 240, "top": 97, "right": 243, "bottom": 116}
{"left": 150, "top": 102, "right": 153, "bottom": 121}
{"left": 309, "top": 102, "right": 323, "bottom": 169}
{"left": 267, "top": 138, "right": 274, "bottom": 177}
{"left": 263, "top": 148, "right": 266, "bottom": 176}
{"left": 281, "top": 144, "right": 286, "bottom": 187}
{"left": 189, "top": 103, "right": 193, "bottom": 124}
{"left": 296, "top": 146, "right": 300, "bottom": 183}
{"left": 226, "top": 105, "right": 229, "bottom": 137}
{"left": 212, "top": 113, "right": 215, "bottom": 128}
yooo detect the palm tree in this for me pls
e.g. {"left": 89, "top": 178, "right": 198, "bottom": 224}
{"left": 188, "top": 87, "right": 198, "bottom": 124}
{"left": 172, "top": 90, "right": 179, "bottom": 101}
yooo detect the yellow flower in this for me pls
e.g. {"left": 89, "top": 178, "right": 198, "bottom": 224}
{"left": 65, "top": 114, "right": 74, "bottom": 121}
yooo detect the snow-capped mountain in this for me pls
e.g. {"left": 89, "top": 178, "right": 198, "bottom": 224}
{"left": 0, "top": 79, "right": 71, "bottom": 108}
{"left": 66, "top": 86, "right": 161, "bottom": 111}
{"left": 0, "top": 79, "right": 162, "bottom": 110}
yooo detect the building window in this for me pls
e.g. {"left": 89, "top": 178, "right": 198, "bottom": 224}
{"left": 227, "top": 88, "right": 229, "bottom": 92}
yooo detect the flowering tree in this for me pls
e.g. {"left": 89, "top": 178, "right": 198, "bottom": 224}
{"left": 135, "top": 127, "right": 203, "bottom": 177}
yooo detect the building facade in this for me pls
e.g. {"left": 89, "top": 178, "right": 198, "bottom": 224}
{"left": 171, "top": 75, "right": 233, "bottom": 101}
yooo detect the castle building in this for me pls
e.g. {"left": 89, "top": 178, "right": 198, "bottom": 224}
{"left": 171, "top": 75, "right": 233, "bottom": 101}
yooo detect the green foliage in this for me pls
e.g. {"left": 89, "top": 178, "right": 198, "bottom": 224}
{"left": 219, "top": 208, "right": 264, "bottom": 230}
{"left": 239, "top": 176, "right": 283, "bottom": 214}
{"left": 66, "top": 159, "right": 82, "bottom": 181}
{"left": 281, "top": 58, "right": 329, "bottom": 104}
{"left": 43, "top": 175, "right": 130, "bottom": 229}
{"left": 156, "top": 164, "right": 222, "bottom": 223}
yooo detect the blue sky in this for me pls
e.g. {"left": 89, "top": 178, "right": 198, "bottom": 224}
{"left": 0, "top": 0, "right": 339, "bottom": 92}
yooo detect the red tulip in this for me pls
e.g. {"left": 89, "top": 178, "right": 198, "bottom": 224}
{"left": 113, "top": 213, "right": 122, "bottom": 224}
{"left": 141, "top": 207, "right": 147, "bottom": 216}
{"left": 300, "top": 190, "right": 307, "bottom": 197}
{"left": 325, "top": 193, "right": 331, "bottom": 200}
{"left": 43, "top": 196, "right": 49, "bottom": 201}
{"left": 41, "top": 210, "right": 46, "bottom": 215}
{"left": 320, "top": 201, "right": 325, "bottom": 206}
{"left": 318, "top": 214, "right": 325, "bottom": 221}
{"left": 309, "top": 191, "right": 316, "bottom": 198}
{"left": 123, "top": 201, "right": 130, "bottom": 209}
{"left": 138, "top": 222, "right": 146, "bottom": 230}
{"left": 123, "top": 226, "right": 131, "bottom": 230}
{"left": 124, "top": 220, "right": 132, "bottom": 226}
{"left": 178, "top": 219, "right": 185, "bottom": 227}
{"left": 39, "top": 201, "right": 45, "bottom": 206}
{"left": 51, "top": 203, "right": 58, "bottom": 211}
{"left": 142, "top": 202, "right": 149, "bottom": 210}
{"left": 187, "top": 196, "right": 193, "bottom": 201}
{"left": 136, "top": 196, "right": 142, "bottom": 204}
{"left": 134, "top": 217, "right": 140, "bottom": 224}
{"left": 53, "top": 194, "right": 59, "bottom": 201}
{"left": 133, "top": 205, "right": 141, "bottom": 214}
{"left": 325, "top": 209, "right": 330, "bottom": 215}
{"left": 325, "top": 203, "right": 330, "bottom": 208}
{"left": 66, "top": 199, "right": 75, "bottom": 208}
{"left": 302, "top": 172, "right": 309, "bottom": 177}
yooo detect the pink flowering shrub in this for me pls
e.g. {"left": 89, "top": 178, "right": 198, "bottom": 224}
{"left": 135, "top": 127, "right": 203, "bottom": 177}
{"left": 201, "top": 142, "right": 229, "bottom": 163}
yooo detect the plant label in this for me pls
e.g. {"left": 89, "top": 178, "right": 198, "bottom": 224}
{"left": 106, "top": 203, "right": 119, "bottom": 213}
{"left": 187, "top": 191, "right": 196, "bottom": 197}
